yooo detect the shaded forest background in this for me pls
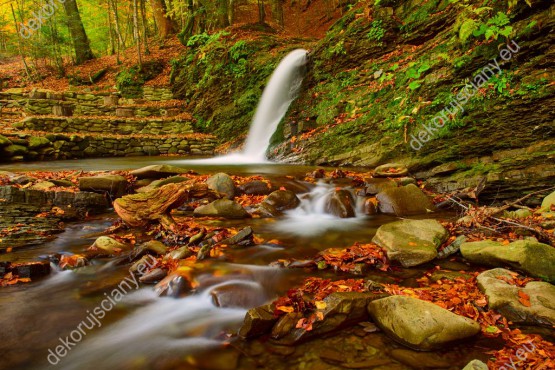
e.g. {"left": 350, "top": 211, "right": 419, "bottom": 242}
{"left": 0, "top": 0, "right": 343, "bottom": 80}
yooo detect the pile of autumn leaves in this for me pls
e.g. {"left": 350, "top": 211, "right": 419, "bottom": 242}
{"left": 273, "top": 243, "right": 555, "bottom": 369}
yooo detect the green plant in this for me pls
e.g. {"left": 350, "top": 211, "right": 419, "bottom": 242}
{"left": 488, "top": 71, "right": 512, "bottom": 96}
{"left": 405, "top": 62, "right": 430, "bottom": 79}
{"left": 329, "top": 40, "right": 347, "bottom": 56}
{"left": 473, "top": 12, "right": 513, "bottom": 40}
{"left": 367, "top": 20, "right": 386, "bottom": 44}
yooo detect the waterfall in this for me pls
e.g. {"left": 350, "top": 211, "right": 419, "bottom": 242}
{"left": 242, "top": 48, "right": 308, "bottom": 161}
{"left": 180, "top": 49, "right": 308, "bottom": 164}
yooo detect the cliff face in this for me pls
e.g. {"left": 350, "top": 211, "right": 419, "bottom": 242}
{"left": 171, "top": 0, "right": 554, "bottom": 204}
{"left": 274, "top": 0, "right": 554, "bottom": 203}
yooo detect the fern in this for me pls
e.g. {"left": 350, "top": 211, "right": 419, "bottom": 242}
{"left": 459, "top": 19, "right": 478, "bottom": 42}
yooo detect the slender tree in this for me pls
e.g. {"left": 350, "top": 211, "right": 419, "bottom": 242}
{"left": 62, "top": 0, "right": 94, "bottom": 64}
{"left": 217, "top": 0, "right": 229, "bottom": 28}
{"left": 257, "top": 0, "right": 266, "bottom": 24}
{"left": 272, "top": 0, "right": 284, "bottom": 28}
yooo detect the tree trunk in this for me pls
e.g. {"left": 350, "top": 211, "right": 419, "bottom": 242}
{"left": 114, "top": 182, "right": 218, "bottom": 230}
{"left": 272, "top": 0, "right": 284, "bottom": 28}
{"left": 133, "top": 0, "right": 142, "bottom": 69}
{"left": 217, "top": 0, "right": 230, "bottom": 28}
{"left": 62, "top": 0, "right": 94, "bottom": 64}
{"left": 149, "top": 0, "right": 176, "bottom": 38}
{"left": 228, "top": 0, "right": 235, "bottom": 25}
{"left": 257, "top": 0, "right": 266, "bottom": 24}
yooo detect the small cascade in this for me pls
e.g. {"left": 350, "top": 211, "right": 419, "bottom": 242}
{"left": 180, "top": 49, "right": 308, "bottom": 164}
{"left": 271, "top": 183, "right": 366, "bottom": 237}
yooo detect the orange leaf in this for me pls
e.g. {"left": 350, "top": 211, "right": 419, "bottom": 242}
{"left": 518, "top": 290, "right": 531, "bottom": 307}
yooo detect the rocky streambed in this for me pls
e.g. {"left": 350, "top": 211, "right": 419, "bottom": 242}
{"left": 0, "top": 159, "right": 554, "bottom": 370}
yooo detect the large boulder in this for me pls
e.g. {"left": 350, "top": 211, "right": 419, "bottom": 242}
{"left": 79, "top": 175, "right": 128, "bottom": 199}
{"left": 367, "top": 295, "right": 481, "bottom": 350}
{"left": 130, "top": 165, "right": 189, "bottom": 179}
{"left": 257, "top": 190, "right": 300, "bottom": 217}
{"left": 376, "top": 184, "right": 435, "bottom": 216}
{"left": 325, "top": 189, "right": 356, "bottom": 218}
{"left": 193, "top": 199, "right": 250, "bottom": 219}
{"left": 460, "top": 239, "right": 555, "bottom": 282}
{"left": 206, "top": 173, "right": 235, "bottom": 199}
{"left": 476, "top": 268, "right": 555, "bottom": 327}
{"left": 372, "top": 219, "right": 449, "bottom": 267}
{"left": 210, "top": 280, "right": 268, "bottom": 309}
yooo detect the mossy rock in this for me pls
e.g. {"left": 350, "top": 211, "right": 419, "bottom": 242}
{"left": 0, "top": 135, "right": 12, "bottom": 147}
{"left": 28, "top": 136, "right": 51, "bottom": 149}
{"left": 3, "top": 145, "right": 28, "bottom": 157}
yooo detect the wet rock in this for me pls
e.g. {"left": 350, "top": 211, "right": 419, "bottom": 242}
{"left": 239, "top": 303, "right": 278, "bottom": 339}
{"left": 165, "top": 245, "right": 194, "bottom": 260}
{"left": 206, "top": 172, "right": 236, "bottom": 199}
{"left": 187, "top": 348, "right": 239, "bottom": 370}
{"left": 460, "top": 240, "right": 555, "bottom": 282}
{"left": 437, "top": 235, "right": 467, "bottom": 259}
{"left": 92, "top": 236, "right": 130, "bottom": 254}
{"left": 367, "top": 295, "right": 481, "bottom": 350}
{"left": 373, "top": 163, "right": 408, "bottom": 178}
{"left": 364, "top": 178, "right": 397, "bottom": 195}
{"left": 193, "top": 199, "right": 250, "bottom": 219}
{"left": 362, "top": 198, "right": 378, "bottom": 215}
{"left": 325, "top": 189, "right": 356, "bottom": 218}
{"left": 238, "top": 180, "right": 271, "bottom": 195}
{"left": 211, "top": 281, "right": 268, "bottom": 308}
{"left": 476, "top": 268, "right": 555, "bottom": 327}
{"left": 257, "top": 190, "right": 301, "bottom": 217}
{"left": 220, "top": 226, "right": 254, "bottom": 247}
{"left": 272, "top": 291, "right": 388, "bottom": 345}
{"left": 376, "top": 184, "right": 436, "bottom": 216}
{"left": 130, "top": 164, "right": 189, "bottom": 179}
{"left": 9, "top": 261, "right": 51, "bottom": 279}
{"left": 130, "top": 240, "right": 168, "bottom": 260}
{"left": 0, "top": 261, "right": 11, "bottom": 275}
{"left": 79, "top": 175, "right": 128, "bottom": 199}
{"left": 139, "top": 267, "right": 167, "bottom": 284}
{"left": 154, "top": 274, "right": 192, "bottom": 298}
{"left": 372, "top": 219, "right": 449, "bottom": 267}
{"left": 462, "top": 360, "right": 489, "bottom": 370}
{"left": 129, "top": 254, "right": 158, "bottom": 274}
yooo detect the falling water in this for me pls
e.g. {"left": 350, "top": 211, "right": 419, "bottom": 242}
{"left": 242, "top": 48, "right": 308, "bottom": 161}
{"left": 272, "top": 183, "right": 367, "bottom": 237}
{"left": 180, "top": 48, "right": 308, "bottom": 164}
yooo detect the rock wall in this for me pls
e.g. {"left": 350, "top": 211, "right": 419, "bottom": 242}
{"left": 15, "top": 117, "right": 193, "bottom": 135}
{"left": 0, "top": 133, "right": 216, "bottom": 162}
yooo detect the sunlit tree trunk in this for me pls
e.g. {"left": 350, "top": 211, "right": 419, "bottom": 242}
{"left": 133, "top": 0, "right": 142, "bottom": 69}
{"left": 62, "top": 0, "right": 94, "bottom": 64}
{"left": 149, "top": 0, "right": 176, "bottom": 38}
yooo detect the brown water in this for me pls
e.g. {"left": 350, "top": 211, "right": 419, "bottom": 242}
{"left": 0, "top": 157, "right": 491, "bottom": 370}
